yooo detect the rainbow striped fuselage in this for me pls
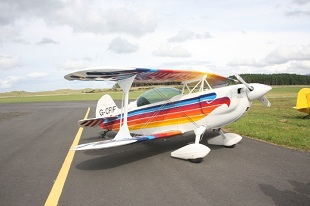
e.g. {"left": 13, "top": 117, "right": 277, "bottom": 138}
{"left": 100, "top": 92, "right": 230, "bottom": 134}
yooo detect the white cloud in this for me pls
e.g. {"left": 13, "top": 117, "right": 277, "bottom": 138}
{"left": 286, "top": 0, "right": 310, "bottom": 17}
{"left": 229, "top": 58, "right": 266, "bottom": 67}
{"left": 0, "top": 72, "right": 48, "bottom": 90}
{"left": 196, "top": 32, "right": 212, "bottom": 39}
{"left": 158, "top": 60, "right": 212, "bottom": 68}
{"left": 26, "top": 72, "right": 48, "bottom": 78}
{"left": 0, "top": 55, "right": 19, "bottom": 69}
{"left": 0, "top": 24, "right": 21, "bottom": 43}
{"left": 0, "top": 72, "right": 49, "bottom": 89}
{"left": 292, "top": 0, "right": 310, "bottom": 5}
{"left": 0, "top": 0, "right": 64, "bottom": 25}
{"left": 0, "top": 76, "right": 23, "bottom": 88}
{"left": 229, "top": 45, "right": 310, "bottom": 67}
{"left": 103, "top": 7, "right": 157, "bottom": 37}
{"left": 0, "top": 1, "right": 158, "bottom": 37}
{"left": 286, "top": 10, "right": 310, "bottom": 17}
{"left": 153, "top": 44, "right": 191, "bottom": 58}
{"left": 64, "top": 60, "right": 86, "bottom": 70}
{"left": 289, "top": 60, "right": 310, "bottom": 72}
{"left": 264, "top": 45, "right": 310, "bottom": 64}
{"left": 0, "top": 0, "right": 310, "bottom": 92}
{"left": 108, "top": 37, "right": 139, "bottom": 54}
{"left": 50, "top": 2, "right": 158, "bottom": 37}
{"left": 168, "top": 30, "right": 212, "bottom": 42}
{"left": 168, "top": 30, "right": 195, "bottom": 42}
{"left": 36, "top": 38, "right": 59, "bottom": 45}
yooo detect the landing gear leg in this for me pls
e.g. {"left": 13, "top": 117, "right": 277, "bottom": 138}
{"left": 219, "top": 129, "right": 236, "bottom": 148}
{"left": 208, "top": 128, "right": 242, "bottom": 147}
{"left": 100, "top": 130, "right": 110, "bottom": 138}
{"left": 171, "top": 125, "right": 211, "bottom": 163}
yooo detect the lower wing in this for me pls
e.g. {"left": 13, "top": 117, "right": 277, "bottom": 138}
{"left": 71, "top": 130, "right": 182, "bottom": 151}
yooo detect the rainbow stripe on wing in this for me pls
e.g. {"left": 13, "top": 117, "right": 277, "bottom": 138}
{"left": 65, "top": 68, "right": 229, "bottom": 88}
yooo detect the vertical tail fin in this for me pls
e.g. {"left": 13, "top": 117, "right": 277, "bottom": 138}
{"left": 96, "top": 94, "right": 120, "bottom": 118}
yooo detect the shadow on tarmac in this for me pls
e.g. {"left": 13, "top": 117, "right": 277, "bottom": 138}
{"left": 259, "top": 180, "right": 310, "bottom": 206}
{"left": 75, "top": 131, "right": 226, "bottom": 170}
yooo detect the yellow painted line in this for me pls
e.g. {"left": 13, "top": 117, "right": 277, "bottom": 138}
{"left": 45, "top": 107, "right": 90, "bottom": 206}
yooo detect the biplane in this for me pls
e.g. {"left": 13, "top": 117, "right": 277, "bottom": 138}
{"left": 294, "top": 88, "right": 310, "bottom": 118}
{"left": 65, "top": 68, "right": 272, "bottom": 163}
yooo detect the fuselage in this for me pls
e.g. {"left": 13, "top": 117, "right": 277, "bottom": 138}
{"left": 99, "top": 84, "right": 251, "bottom": 135}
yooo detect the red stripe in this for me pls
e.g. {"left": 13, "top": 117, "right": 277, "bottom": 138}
{"left": 90, "top": 119, "right": 100, "bottom": 127}
{"left": 85, "top": 120, "right": 94, "bottom": 127}
{"left": 80, "top": 120, "right": 88, "bottom": 125}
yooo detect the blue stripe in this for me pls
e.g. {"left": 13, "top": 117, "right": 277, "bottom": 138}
{"left": 129, "top": 92, "right": 216, "bottom": 116}
{"left": 134, "top": 136, "right": 155, "bottom": 142}
{"left": 136, "top": 68, "right": 157, "bottom": 72}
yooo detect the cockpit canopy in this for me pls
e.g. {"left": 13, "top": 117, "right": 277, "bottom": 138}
{"left": 137, "top": 87, "right": 182, "bottom": 107}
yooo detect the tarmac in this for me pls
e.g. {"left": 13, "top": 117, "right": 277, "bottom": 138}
{"left": 0, "top": 102, "right": 309, "bottom": 206}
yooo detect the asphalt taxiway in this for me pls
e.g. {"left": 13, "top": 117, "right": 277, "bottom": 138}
{"left": 0, "top": 102, "right": 309, "bottom": 206}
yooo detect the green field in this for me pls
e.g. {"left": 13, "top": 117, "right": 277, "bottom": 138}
{"left": 0, "top": 89, "right": 145, "bottom": 103}
{"left": 1, "top": 86, "right": 309, "bottom": 151}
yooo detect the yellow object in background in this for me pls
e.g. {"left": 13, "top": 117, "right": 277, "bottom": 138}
{"left": 294, "top": 88, "right": 310, "bottom": 115}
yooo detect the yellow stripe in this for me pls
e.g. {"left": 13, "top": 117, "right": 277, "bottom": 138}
{"left": 128, "top": 114, "right": 205, "bottom": 131}
{"left": 45, "top": 107, "right": 90, "bottom": 206}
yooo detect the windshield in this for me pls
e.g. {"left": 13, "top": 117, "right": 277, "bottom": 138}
{"left": 137, "top": 87, "right": 181, "bottom": 107}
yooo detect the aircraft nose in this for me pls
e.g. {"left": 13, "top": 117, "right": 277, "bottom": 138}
{"left": 246, "top": 83, "right": 272, "bottom": 101}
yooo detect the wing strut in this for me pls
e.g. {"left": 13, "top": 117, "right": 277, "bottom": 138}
{"left": 114, "top": 75, "right": 136, "bottom": 140}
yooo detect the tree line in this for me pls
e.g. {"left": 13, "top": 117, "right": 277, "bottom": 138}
{"left": 229, "top": 73, "right": 310, "bottom": 85}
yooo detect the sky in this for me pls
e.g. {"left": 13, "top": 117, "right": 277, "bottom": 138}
{"left": 0, "top": 0, "right": 310, "bottom": 92}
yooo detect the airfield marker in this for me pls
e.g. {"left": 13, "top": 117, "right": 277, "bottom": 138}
{"left": 45, "top": 107, "right": 90, "bottom": 206}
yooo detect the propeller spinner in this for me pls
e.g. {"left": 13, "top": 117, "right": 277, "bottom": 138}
{"left": 235, "top": 74, "right": 272, "bottom": 107}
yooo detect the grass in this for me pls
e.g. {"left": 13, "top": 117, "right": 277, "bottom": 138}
{"left": 225, "top": 86, "right": 310, "bottom": 151}
{"left": 1, "top": 86, "right": 309, "bottom": 151}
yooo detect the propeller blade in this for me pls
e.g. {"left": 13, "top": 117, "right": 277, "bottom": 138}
{"left": 235, "top": 74, "right": 272, "bottom": 106}
{"left": 258, "top": 96, "right": 271, "bottom": 107}
{"left": 235, "top": 74, "right": 254, "bottom": 91}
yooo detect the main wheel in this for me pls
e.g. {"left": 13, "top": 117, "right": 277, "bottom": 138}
{"left": 224, "top": 144, "right": 236, "bottom": 148}
{"left": 189, "top": 158, "right": 203, "bottom": 163}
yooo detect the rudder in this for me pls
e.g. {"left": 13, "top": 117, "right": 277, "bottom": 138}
{"left": 96, "top": 94, "right": 119, "bottom": 118}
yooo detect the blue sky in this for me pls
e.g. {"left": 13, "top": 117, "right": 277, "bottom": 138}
{"left": 0, "top": 0, "right": 310, "bottom": 92}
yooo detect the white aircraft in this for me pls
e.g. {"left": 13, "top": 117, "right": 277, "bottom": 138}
{"left": 65, "top": 68, "right": 271, "bottom": 163}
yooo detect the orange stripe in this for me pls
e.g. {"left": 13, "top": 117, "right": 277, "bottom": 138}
{"left": 101, "top": 102, "right": 220, "bottom": 131}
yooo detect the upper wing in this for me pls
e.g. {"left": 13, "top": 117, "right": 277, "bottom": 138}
{"left": 64, "top": 67, "right": 229, "bottom": 87}
{"left": 71, "top": 130, "right": 182, "bottom": 151}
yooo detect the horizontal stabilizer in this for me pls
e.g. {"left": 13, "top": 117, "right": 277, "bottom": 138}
{"left": 71, "top": 130, "right": 182, "bottom": 151}
{"left": 78, "top": 118, "right": 105, "bottom": 128}
{"left": 78, "top": 116, "right": 117, "bottom": 128}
